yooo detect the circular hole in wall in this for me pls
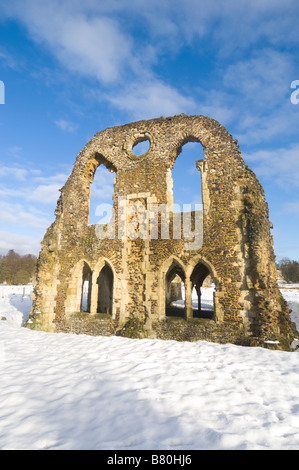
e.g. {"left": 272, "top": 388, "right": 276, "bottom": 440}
{"left": 132, "top": 137, "right": 151, "bottom": 156}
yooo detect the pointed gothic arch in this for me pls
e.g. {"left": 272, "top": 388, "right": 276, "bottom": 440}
{"left": 96, "top": 261, "right": 114, "bottom": 315}
{"left": 81, "top": 262, "right": 92, "bottom": 312}
{"left": 171, "top": 140, "right": 204, "bottom": 213}
{"left": 187, "top": 255, "right": 218, "bottom": 320}
{"left": 88, "top": 154, "right": 117, "bottom": 226}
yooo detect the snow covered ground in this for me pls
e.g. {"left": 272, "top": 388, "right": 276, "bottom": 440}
{"left": 0, "top": 284, "right": 299, "bottom": 450}
{"left": 279, "top": 283, "right": 299, "bottom": 329}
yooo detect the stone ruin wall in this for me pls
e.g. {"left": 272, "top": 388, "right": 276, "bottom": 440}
{"left": 26, "top": 114, "right": 297, "bottom": 350}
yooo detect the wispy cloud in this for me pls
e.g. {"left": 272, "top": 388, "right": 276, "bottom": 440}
{"left": 194, "top": 48, "right": 298, "bottom": 144}
{"left": 0, "top": 46, "right": 19, "bottom": 70}
{"left": 0, "top": 230, "right": 41, "bottom": 255}
{"left": 1, "top": 1, "right": 134, "bottom": 84}
{"left": 0, "top": 164, "right": 69, "bottom": 205}
{"left": 0, "top": 164, "right": 28, "bottom": 181}
{"left": 0, "top": 168, "right": 66, "bottom": 254}
{"left": 0, "top": 155, "right": 73, "bottom": 256}
{"left": 0, "top": 202, "right": 50, "bottom": 229}
{"left": 106, "top": 79, "right": 196, "bottom": 120}
{"left": 55, "top": 119, "right": 78, "bottom": 133}
{"left": 223, "top": 49, "right": 292, "bottom": 107}
{"left": 2, "top": 0, "right": 298, "bottom": 130}
{"left": 244, "top": 143, "right": 299, "bottom": 188}
{"left": 0, "top": 0, "right": 298, "bottom": 261}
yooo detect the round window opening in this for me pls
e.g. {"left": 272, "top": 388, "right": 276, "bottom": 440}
{"left": 132, "top": 137, "right": 151, "bottom": 156}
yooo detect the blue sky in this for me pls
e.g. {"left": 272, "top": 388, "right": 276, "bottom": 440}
{"left": 0, "top": 0, "right": 299, "bottom": 261}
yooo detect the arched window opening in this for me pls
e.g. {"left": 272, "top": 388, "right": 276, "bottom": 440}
{"left": 97, "top": 263, "right": 114, "bottom": 315}
{"left": 172, "top": 141, "right": 204, "bottom": 213}
{"left": 165, "top": 261, "right": 186, "bottom": 317}
{"left": 191, "top": 263, "right": 215, "bottom": 319}
{"left": 89, "top": 163, "right": 116, "bottom": 226}
{"left": 81, "top": 262, "right": 92, "bottom": 312}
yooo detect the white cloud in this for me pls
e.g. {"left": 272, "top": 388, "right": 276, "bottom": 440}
{"left": 194, "top": 48, "right": 298, "bottom": 144}
{"left": 54, "top": 15, "right": 133, "bottom": 84}
{"left": 55, "top": 119, "right": 78, "bottom": 133}
{"left": 28, "top": 183, "right": 62, "bottom": 205}
{"left": 2, "top": 0, "right": 298, "bottom": 131}
{"left": 244, "top": 143, "right": 299, "bottom": 187}
{"left": 2, "top": 0, "right": 299, "bottom": 77}
{"left": 29, "top": 172, "right": 69, "bottom": 204}
{"left": 0, "top": 230, "right": 41, "bottom": 256}
{"left": 236, "top": 107, "right": 299, "bottom": 145}
{"left": 0, "top": 167, "right": 68, "bottom": 255}
{"left": 2, "top": 1, "right": 134, "bottom": 84}
{"left": 0, "top": 166, "right": 69, "bottom": 206}
{"left": 32, "top": 172, "right": 69, "bottom": 184}
{"left": 0, "top": 164, "right": 28, "bottom": 181}
{"left": 194, "top": 89, "right": 236, "bottom": 127}
{"left": 223, "top": 49, "right": 293, "bottom": 107}
{"left": 0, "top": 202, "right": 50, "bottom": 229}
{"left": 0, "top": 46, "right": 19, "bottom": 70}
{"left": 163, "top": 0, "right": 299, "bottom": 51}
{"left": 107, "top": 79, "right": 196, "bottom": 120}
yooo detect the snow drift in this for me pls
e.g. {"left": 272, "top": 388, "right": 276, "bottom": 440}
{"left": 0, "top": 284, "right": 299, "bottom": 450}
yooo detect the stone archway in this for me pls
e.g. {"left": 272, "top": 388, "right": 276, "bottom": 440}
{"left": 190, "top": 262, "right": 214, "bottom": 319}
{"left": 64, "top": 259, "right": 93, "bottom": 316}
{"left": 165, "top": 258, "right": 186, "bottom": 318}
{"left": 186, "top": 255, "right": 219, "bottom": 321}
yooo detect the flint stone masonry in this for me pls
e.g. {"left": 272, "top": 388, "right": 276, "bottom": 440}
{"left": 26, "top": 114, "right": 297, "bottom": 349}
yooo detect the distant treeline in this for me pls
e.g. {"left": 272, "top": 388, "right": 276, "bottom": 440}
{"left": 1, "top": 249, "right": 298, "bottom": 285}
{"left": 277, "top": 258, "right": 299, "bottom": 284}
{"left": 0, "top": 250, "right": 37, "bottom": 285}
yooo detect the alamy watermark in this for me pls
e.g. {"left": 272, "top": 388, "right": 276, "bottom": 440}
{"left": 0, "top": 80, "right": 5, "bottom": 104}
{"left": 290, "top": 80, "right": 299, "bottom": 104}
{"left": 94, "top": 196, "right": 203, "bottom": 250}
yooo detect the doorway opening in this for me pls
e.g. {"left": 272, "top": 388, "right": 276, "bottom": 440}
{"left": 81, "top": 262, "right": 92, "bottom": 312}
{"left": 165, "top": 260, "right": 186, "bottom": 318}
{"left": 190, "top": 262, "right": 215, "bottom": 319}
{"left": 97, "top": 262, "right": 114, "bottom": 315}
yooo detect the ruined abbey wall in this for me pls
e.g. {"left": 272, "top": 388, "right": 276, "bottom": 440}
{"left": 26, "top": 114, "right": 297, "bottom": 349}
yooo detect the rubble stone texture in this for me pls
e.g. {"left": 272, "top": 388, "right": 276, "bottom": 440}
{"left": 26, "top": 114, "right": 297, "bottom": 349}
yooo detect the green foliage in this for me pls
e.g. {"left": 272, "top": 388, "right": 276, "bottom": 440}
{"left": 119, "top": 317, "right": 147, "bottom": 339}
{"left": 277, "top": 258, "right": 299, "bottom": 283}
{"left": 0, "top": 250, "right": 37, "bottom": 285}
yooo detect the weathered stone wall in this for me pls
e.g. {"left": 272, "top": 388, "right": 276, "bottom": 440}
{"left": 26, "top": 114, "right": 297, "bottom": 350}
